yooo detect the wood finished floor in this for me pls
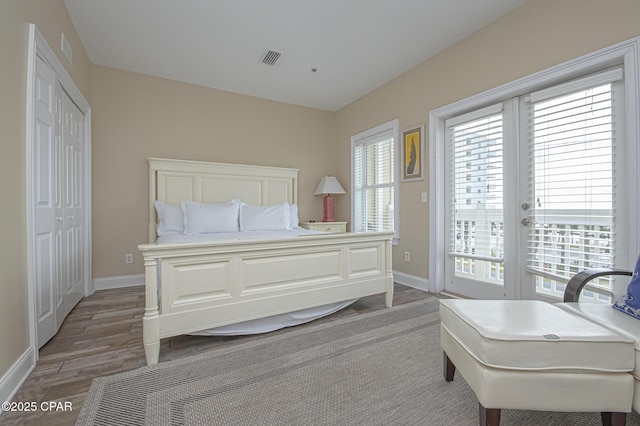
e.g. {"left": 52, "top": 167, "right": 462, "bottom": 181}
{"left": 2, "top": 283, "right": 433, "bottom": 425}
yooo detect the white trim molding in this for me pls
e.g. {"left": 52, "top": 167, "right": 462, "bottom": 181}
{"left": 393, "top": 271, "right": 430, "bottom": 292}
{"left": 93, "top": 274, "right": 145, "bottom": 291}
{"left": 0, "top": 348, "right": 35, "bottom": 405}
{"left": 429, "top": 36, "right": 640, "bottom": 294}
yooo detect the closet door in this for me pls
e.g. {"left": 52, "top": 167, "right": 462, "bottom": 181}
{"left": 35, "top": 59, "right": 85, "bottom": 348}
{"left": 59, "top": 87, "right": 84, "bottom": 325}
{"left": 34, "top": 56, "right": 58, "bottom": 347}
{"left": 54, "top": 80, "right": 65, "bottom": 332}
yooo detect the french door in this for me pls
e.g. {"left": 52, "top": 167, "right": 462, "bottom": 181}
{"left": 518, "top": 69, "right": 625, "bottom": 302}
{"left": 444, "top": 68, "right": 625, "bottom": 302}
{"left": 444, "top": 102, "right": 518, "bottom": 299}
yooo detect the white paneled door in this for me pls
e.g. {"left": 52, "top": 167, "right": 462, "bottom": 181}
{"left": 34, "top": 55, "right": 57, "bottom": 346}
{"left": 34, "top": 56, "right": 85, "bottom": 348}
{"left": 57, "top": 80, "right": 84, "bottom": 329}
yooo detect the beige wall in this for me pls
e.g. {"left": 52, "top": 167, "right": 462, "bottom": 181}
{"left": 335, "top": 0, "right": 640, "bottom": 281}
{"left": 0, "top": 0, "right": 90, "bottom": 378}
{"left": 91, "top": 66, "right": 337, "bottom": 278}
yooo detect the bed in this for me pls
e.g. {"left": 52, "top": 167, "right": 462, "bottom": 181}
{"left": 138, "top": 158, "right": 394, "bottom": 365}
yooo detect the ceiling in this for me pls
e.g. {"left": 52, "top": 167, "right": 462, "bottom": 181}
{"left": 64, "top": 0, "right": 527, "bottom": 111}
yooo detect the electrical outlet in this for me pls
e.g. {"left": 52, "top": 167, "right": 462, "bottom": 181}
{"left": 125, "top": 253, "right": 133, "bottom": 264}
{"left": 404, "top": 251, "right": 410, "bottom": 262}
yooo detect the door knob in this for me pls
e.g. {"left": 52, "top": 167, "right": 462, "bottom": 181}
{"left": 521, "top": 218, "right": 531, "bottom": 226}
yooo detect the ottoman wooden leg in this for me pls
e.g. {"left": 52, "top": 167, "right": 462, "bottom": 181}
{"left": 443, "top": 351, "right": 456, "bottom": 382}
{"left": 479, "top": 404, "right": 501, "bottom": 426}
{"left": 601, "top": 411, "right": 627, "bottom": 426}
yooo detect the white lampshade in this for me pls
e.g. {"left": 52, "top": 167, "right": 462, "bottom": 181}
{"left": 313, "top": 176, "right": 346, "bottom": 195}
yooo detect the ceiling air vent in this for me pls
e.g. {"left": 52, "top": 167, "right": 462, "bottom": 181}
{"left": 261, "top": 50, "right": 282, "bottom": 66}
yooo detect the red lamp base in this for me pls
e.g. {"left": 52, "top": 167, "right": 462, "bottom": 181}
{"left": 322, "top": 194, "right": 336, "bottom": 222}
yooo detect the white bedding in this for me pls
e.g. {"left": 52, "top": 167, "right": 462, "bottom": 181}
{"left": 191, "top": 298, "right": 356, "bottom": 336}
{"left": 155, "top": 228, "right": 357, "bottom": 336}
{"left": 155, "top": 227, "right": 324, "bottom": 244}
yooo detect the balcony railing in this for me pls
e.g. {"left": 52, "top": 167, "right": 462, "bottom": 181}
{"left": 452, "top": 208, "right": 614, "bottom": 301}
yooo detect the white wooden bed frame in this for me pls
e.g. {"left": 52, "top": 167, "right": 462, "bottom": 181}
{"left": 138, "top": 158, "right": 394, "bottom": 365}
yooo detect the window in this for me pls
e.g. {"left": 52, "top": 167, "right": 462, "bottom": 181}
{"left": 351, "top": 119, "right": 399, "bottom": 243}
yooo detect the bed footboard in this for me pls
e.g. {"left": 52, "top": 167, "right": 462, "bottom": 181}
{"left": 138, "top": 232, "right": 393, "bottom": 365}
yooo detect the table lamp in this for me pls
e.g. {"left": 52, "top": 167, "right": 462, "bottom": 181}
{"left": 313, "top": 176, "right": 346, "bottom": 222}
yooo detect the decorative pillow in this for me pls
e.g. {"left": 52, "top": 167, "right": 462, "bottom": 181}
{"left": 289, "top": 203, "right": 299, "bottom": 229}
{"left": 155, "top": 201, "right": 184, "bottom": 236}
{"left": 240, "top": 202, "right": 291, "bottom": 231}
{"left": 181, "top": 200, "right": 240, "bottom": 234}
{"left": 612, "top": 255, "right": 640, "bottom": 320}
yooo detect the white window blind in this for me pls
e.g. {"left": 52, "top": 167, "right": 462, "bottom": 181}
{"left": 352, "top": 127, "right": 396, "bottom": 235}
{"left": 526, "top": 68, "right": 622, "bottom": 297}
{"left": 446, "top": 105, "right": 504, "bottom": 263}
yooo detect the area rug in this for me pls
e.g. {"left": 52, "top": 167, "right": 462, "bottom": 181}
{"left": 77, "top": 299, "right": 640, "bottom": 425}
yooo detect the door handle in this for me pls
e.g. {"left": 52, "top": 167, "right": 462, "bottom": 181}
{"left": 521, "top": 218, "right": 531, "bottom": 226}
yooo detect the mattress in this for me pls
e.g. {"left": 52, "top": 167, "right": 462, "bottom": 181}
{"left": 155, "top": 227, "right": 325, "bottom": 245}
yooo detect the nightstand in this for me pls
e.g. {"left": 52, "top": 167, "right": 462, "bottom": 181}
{"left": 299, "top": 221, "right": 347, "bottom": 233}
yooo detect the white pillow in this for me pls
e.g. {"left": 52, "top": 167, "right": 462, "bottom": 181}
{"left": 289, "top": 203, "right": 299, "bottom": 229}
{"left": 240, "top": 202, "right": 292, "bottom": 231}
{"left": 181, "top": 200, "right": 240, "bottom": 234}
{"left": 155, "top": 201, "right": 184, "bottom": 236}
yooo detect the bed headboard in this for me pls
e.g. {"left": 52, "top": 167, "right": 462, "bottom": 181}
{"left": 148, "top": 158, "right": 299, "bottom": 242}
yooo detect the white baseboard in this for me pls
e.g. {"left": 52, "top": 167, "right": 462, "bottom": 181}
{"left": 93, "top": 274, "right": 144, "bottom": 290}
{"left": 393, "top": 271, "right": 430, "bottom": 292}
{"left": 0, "top": 347, "right": 35, "bottom": 405}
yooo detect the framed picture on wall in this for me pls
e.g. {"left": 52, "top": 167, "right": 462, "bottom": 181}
{"left": 401, "top": 124, "right": 425, "bottom": 182}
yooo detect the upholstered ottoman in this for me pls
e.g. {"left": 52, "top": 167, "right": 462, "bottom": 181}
{"left": 439, "top": 299, "right": 635, "bottom": 426}
{"left": 558, "top": 302, "right": 640, "bottom": 413}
